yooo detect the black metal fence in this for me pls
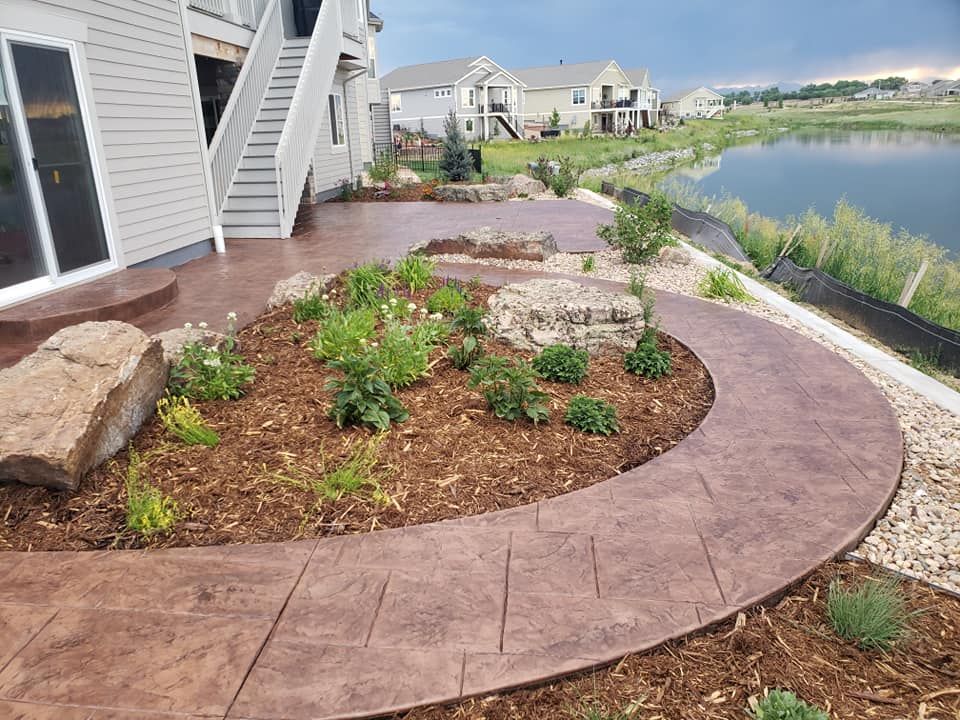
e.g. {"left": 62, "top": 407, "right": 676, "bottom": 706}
{"left": 372, "top": 143, "right": 482, "bottom": 176}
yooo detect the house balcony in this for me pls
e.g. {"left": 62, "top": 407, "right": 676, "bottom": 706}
{"left": 481, "top": 102, "right": 514, "bottom": 114}
{"left": 188, "top": 0, "right": 268, "bottom": 29}
{"left": 591, "top": 99, "right": 638, "bottom": 110}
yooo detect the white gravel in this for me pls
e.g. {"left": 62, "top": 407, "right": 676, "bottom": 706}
{"left": 432, "top": 247, "right": 960, "bottom": 594}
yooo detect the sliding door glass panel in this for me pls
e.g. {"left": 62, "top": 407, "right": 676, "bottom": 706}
{"left": 10, "top": 41, "right": 107, "bottom": 274}
{"left": 0, "top": 55, "right": 47, "bottom": 291}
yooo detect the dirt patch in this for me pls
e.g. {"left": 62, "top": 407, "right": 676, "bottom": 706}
{"left": 330, "top": 183, "right": 437, "bottom": 202}
{"left": 0, "top": 281, "right": 712, "bottom": 552}
{"left": 400, "top": 561, "right": 960, "bottom": 720}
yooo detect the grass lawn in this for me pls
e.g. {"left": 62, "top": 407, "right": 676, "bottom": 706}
{"left": 736, "top": 99, "right": 960, "bottom": 132}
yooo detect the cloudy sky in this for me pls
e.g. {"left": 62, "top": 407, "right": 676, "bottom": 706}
{"left": 374, "top": 0, "right": 960, "bottom": 92}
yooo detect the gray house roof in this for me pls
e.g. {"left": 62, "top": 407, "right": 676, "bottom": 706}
{"left": 622, "top": 67, "right": 650, "bottom": 87}
{"left": 380, "top": 56, "right": 522, "bottom": 91}
{"left": 662, "top": 86, "right": 722, "bottom": 103}
{"left": 512, "top": 60, "right": 618, "bottom": 89}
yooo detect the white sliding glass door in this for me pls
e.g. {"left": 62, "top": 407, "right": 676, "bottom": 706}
{"left": 0, "top": 31, "right": 114, "bottom": 306}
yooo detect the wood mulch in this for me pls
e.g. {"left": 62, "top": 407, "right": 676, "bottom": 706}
{"left": 400, "top": 561, "right": 960, "bottom": 720}
{"left": 330, "top": 183, "right": 438, "bottom": 202}
{"left": 0, "top": 280, "right": 713, "bottom": 552}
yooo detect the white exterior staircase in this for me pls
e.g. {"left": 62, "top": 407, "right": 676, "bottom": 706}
{"left": 209, "top": 0, "right": 346, "bottom": 239}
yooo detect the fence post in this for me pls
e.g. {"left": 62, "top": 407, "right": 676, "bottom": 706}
{"left": 420, "top": 144, "right": 424, "bottom": 172}
{"left": 780, "top": 224, "right": 803, "bottom": 258}
{"left": 898, "top": 260, "right": 929, "bottom": 308}
{"left": 815, "top": 236, "right": 835, "bottom": 269}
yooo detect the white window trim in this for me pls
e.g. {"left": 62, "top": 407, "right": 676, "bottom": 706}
{"left": 461, "top": 87, "right": 475, "bottom": 108}
{"left": 389, "top": 92, "right": 402, "bottom": 112}
{"left": 571, "top": 87, "right": 586, "bottom": 106}
{"left": 329, "top": 91, "right": 346, "bottom": 151}
{"left": 434, "top": 88, "right": 451, "bottom": 99}
{"left": 464, "top": 118, "right": 474, "bottom": 132}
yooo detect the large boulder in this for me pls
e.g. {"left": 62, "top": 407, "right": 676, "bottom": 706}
{"left": 266, "top": 271, "right": 334, "bottom": 311}
{"left": 0, "top": 321, "right": 168, "bottom": 491}
{"left": 487, "top": 279, "right": 646, "bottom": 354}
{"left": 435, "top": 183, "right": 507, "bottom": 203}
{"left": 505, "top": 174, "right": 547, "bottom": 198}
{"left": 411, "top": 226, "right": 558, "bottom": 261}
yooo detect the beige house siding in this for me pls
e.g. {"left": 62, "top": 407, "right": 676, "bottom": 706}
{"left": 663, "top": 87, "right": 725, "bottom": 118}
{"left": 0, "top": 0, "right": 214, "bottom": 267}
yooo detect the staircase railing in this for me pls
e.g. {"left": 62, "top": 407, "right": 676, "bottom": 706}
{"left": 275, "top": 0, "right": 343, "bottom": 237}
{"left": 208, "top": 0, "right": 283, "bottom": 216}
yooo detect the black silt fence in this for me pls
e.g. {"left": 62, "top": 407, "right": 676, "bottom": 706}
{"left": 600, "top": 182, "right": 751, "bottom": 263}
{"left": 765, "top": 257, "right": 960, "bottom": 375}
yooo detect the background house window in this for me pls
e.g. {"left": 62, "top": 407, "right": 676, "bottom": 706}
{"left": 390, "top": 93, "right": 401, "bottom": 111}
{"left": 367, "top": 58, "right": 376, "bottom": 79}
{"left": 461, "top": 87, "right": 475, "bottom": 107}
{"left": 465, "top": 118, "right": 474, "bottom": 132}
{"left": 572, "top": 88, "right": 586, "bottom": 105}
{"left": 329, "top": 93, "right": 345, "bottom": 146}
{"left": 434, "top": 88, "right": 451, "bottom": 98}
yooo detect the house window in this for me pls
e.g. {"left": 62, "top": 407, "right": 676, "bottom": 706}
{"left": 465, "top": 118, "right": 474, "bottom": 132}
{"left": 329, "top": 93, "right": 345, "bottom": 146}
{"left": 461, "top": 87, "right": 475, "bottom": 107}
{"left": 390, "top": 93, "right": 401, "bottom": 112}
{"left": 367, "top": 57, "right": 376, "bottom": 79}
{"left": 572, "top": 88, "right": 586, "bottom": 105}
{"left": 434, "top": 88, "right": 452, "bottom": 99}
{"left": 696, "top": 98, "right": 704, "bottom": 108}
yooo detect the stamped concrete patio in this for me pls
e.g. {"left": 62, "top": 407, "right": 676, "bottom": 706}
{"left": 0, "top": 200, "right": 903, "bottom": 719}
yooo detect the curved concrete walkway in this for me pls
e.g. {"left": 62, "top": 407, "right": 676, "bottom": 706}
{"left": 0, "top": 273, "right": 902, "bottom": 719}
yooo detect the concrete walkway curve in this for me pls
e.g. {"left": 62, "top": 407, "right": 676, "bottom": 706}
{"left": 0, "top": 267, "right": 902, "bottom": 720}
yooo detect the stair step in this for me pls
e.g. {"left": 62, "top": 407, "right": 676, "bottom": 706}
{"left": 277, "top": 57, "right": 304, "bottom": 68}
{"left": 221, "top": 209, "right": 281, "bottom": 225}
{"left": 226, "top": 196, "right": 281, "bottom": 211}
{"left": 274, "top": 66, "right": 301, "bottom": 78}
{"left": 266, "top": 87, "right": 295, "bottom": 100}
{"left": 284, "top": 37, "right": 311, "bottom": 48}
{"left": 253, "top": 119, "right": 285, "bottom": 132}
{"left": 244, "top": 144, "right": 278, "bottom": 157}
{"left": 241, "top": 156, "right": 275, "bottom": 170}
{"left": 270, "top": 78, "right": 299, "bottom": 89}
{"left": 261, "top": 97, "right": 293, "bottom": 110}
{"left": 234, "top": 168, "right": 276, "bottom": 183}
{"left": 258, "top": 108, "right": 288, "bottom": 121}
{"left": 221, "top": 225, "right": 284, "bottom": 239}
{"left": 248, "top": 130, "right": 281, "bottom": 145}
{"left": 231, "top": 181, "right": 278, "bottom": 196}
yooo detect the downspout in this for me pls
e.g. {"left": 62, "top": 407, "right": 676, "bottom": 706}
{"left": 344, "top": 67, "right": 369, "bottom": 180}
{"left": 176, "top": 0, "right": 226, "bottom": 254}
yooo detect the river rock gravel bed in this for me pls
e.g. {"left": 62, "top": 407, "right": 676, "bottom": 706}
{"left": 433, "top": 248, "right": 960, "bottom": 594}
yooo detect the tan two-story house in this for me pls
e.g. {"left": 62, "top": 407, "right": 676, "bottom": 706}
{"left": 513, "top": 60, "right": 659, "bottom": 134}
{"left": 661, "top": 86, "right": 725, "bottom": 119}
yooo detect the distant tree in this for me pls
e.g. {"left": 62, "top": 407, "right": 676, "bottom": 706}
{"left": 581, "top": 119, "right": 591, "bottom": 137}
{"left": 760, "top": 86, "right": 782, "bottom": 104}
{"left": 439, "top": 110, "right": 473, "bottom": 181}
{"left": 549, "top": 107, "right": 561, "bottom": 128}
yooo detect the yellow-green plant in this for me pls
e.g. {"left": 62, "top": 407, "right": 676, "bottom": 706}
{"left": 698, "top": 267, "right": 754, "bottom": 303}
{"left": 156, "top": 395, "right": 219, "bottom": 447}
{"left": 124, "top": 447, "right": 177, "bottom": 536}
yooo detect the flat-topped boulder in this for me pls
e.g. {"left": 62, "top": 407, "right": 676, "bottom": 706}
{"left": 435, "top": 183, "right": 507, "bottom": 203}
{"left": 505, "top": 174, "right": 547, "bottom": 198}
{"left": 487, "top": 279, "right": 646, "bottom": 353}
{"left": 411, "top": 226, "right": 558, "bottom": 261}
{"left": 266, "top": 271, "right": 335, "bottom": 310}
{"left": 0, "top": 321, "right": 168, "bottom": 491}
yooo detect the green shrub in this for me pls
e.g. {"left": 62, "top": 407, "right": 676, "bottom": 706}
{"left": 292, "top": 291, "right": 333, "bottom": 323}
{"left": 377, "top": 294, "right": 416, "bottom": 320}
{"left": 325, "top": 354, "right": 409, "bottom": 431}
{"left": 411, "top": 318, "right": 450, "bottom": 347}
{"left": 468, "top": 355, "right": 549, "bottom": 424}
{"left": 826, "top": 575, "right": 915, "bottom": 650}
{"left": 624, "top": 342, "right": 672, "bottom": 379}
{"left": 345, "top": 262, "right": 392, "bottom": 308}
{"left": 426, "top": 282, "right": 467, "bottom": 315}
{"left": 549, "top": 155, "right": 578, "bottom": 198}
{"left": 532, "top": 344, "right": 589, "bottom": 384}
{"left": 450, "top": 305, "right": 487, "bottom": 336}
{"left": 698, "top": 267, "right": 754, "bottom": 302}
{"left": 748, "top": 689, "right": 829, "bottom": 720}
{"left": 448, "top": 335, "right": 483, "bottom": 370}
{"left": 168, "top": 320, "right": 255, "bottom": 401}
{"left": 310, "top": 307, "right": 376, "bottom": 361}
{"left": 124, "top": 448, "right": 177, "bottom": 536}
{"left": 597, "top": 191, "right": 675, "bottom": 263}
{"left": 394, "top": 254, "right": 436, "bottom": 293}
{"left": 368, "top": 150, "right": 398, "bottom": 184}
{"left": 156, "top": 395, "right": 219, "bottom": 447}
{"left": 581, "top": 255, "right": 595, "bottom": 273}
{"left": 565, "top": 395, "right": 619, "bottom": 435}
{"left": 367, "top": 322, "right": 431, "bottom": 389}
{"left": 439, "top": 109, "right": 474, "bottom": 181}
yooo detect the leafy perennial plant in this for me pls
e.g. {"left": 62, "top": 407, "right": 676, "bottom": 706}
{"left": 468, "top": 355, "right": 549, "bottom": 424}
{"left": 532, "top": 344, "right": 589, "bottom": 384}
{"left": 325, "top": 353, "right": 409, "bottom": 431}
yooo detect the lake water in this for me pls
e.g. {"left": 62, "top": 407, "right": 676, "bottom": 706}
{"left": 663, "top": 129, "right": 960, "bottom": 254}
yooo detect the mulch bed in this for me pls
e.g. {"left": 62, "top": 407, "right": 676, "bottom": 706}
{"left": 330, "top": 183, "right": 437, "bottom": 202}
{"left": 400, "top": 561, "right": 960, "bottom": 720}
{"left": 0, "top": 280, "right": 712, "bottom": 552}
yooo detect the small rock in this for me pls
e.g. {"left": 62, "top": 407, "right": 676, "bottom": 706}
{"left": 266, "top": 271, "right": 334, "bottom": 311}
{"left": 658, "top": 245, "right": 692, "bottom": 265}
{"left": 152, "top": 327, "right": 228, "bottom": 365}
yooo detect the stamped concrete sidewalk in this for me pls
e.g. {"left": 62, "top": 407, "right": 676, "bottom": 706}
{"left": 0, "top": 269, "right": 902, "bottom": 720}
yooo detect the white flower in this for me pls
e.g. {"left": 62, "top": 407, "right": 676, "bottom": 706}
{"left": 389, "top": 298, "right": 398, "bottom": 306}
{"left": 380, "top": 304, "right": 389, "bottom": 312}
{"left": 227, "top": 311, "right": 237, "bottom": 321}
{"left": 183, "top": 322, "right": 193, "bottom": 330}
{"left": 203, "top": 357, "right": 222, "bottom": 368}
{"left": 371, "top": 342, "right": 379, "bottom": 348}
{"left": 359, "top": 338, "right": 367, "bottom": 346}
{"left": 198, "top": 321, "right": 208, "bottom": 330}
{"left": 321, "top": 294, "right": 329, "bottom": 301}
{"left": 419, "top": 307, "right": 428, "bottom": 316}
{"left": 329, "top": 288, "right": 337, "bottom": 296}
{"left": 407, "top": 303, "right": 417, "bottom": 312}
{"left": 430, "top": 312, "right": 443, "bottom": 321}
